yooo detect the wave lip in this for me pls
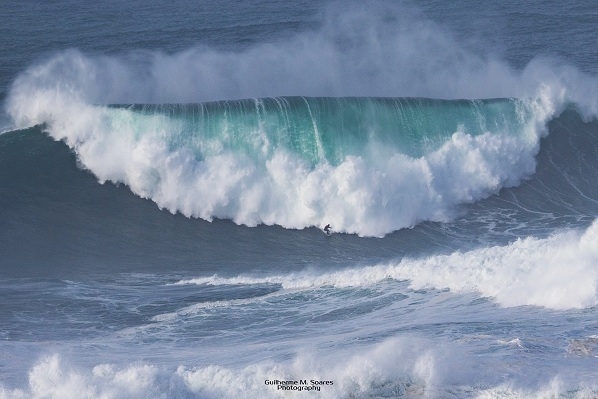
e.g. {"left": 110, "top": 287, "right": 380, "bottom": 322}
{"left": 110, "top": 97, "right": 534, "bottom": 165}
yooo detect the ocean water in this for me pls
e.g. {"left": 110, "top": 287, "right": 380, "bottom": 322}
{"left": 1, "top": 0, "right": 598, "bottom": 397}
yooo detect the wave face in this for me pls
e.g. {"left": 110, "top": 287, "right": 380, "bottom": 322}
{"left": 114, "top": 97, "right": 533, "bottom": 164}
{"left": 6, "top": 95, "right": 553, "bottom": 236}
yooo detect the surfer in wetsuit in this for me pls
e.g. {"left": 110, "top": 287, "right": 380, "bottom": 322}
{"left": 324, "top": 224, "right": 331, "bottom": 235}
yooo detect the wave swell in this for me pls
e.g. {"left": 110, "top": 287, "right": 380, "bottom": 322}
{"left": 175, "top": 218, "right": 598, "bottom": 310}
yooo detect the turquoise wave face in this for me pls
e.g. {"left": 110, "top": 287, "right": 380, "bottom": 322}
{"left": 110, "top": 97, "right": 533, "bottom": 166}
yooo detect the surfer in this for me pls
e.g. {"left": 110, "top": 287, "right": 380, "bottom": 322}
{"left": 323, "top": 224, "right": 331, "bottom": 235}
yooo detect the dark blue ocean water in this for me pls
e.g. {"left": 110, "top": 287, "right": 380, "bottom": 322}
{"left": 1, "top": 1, "right": 598, "bottom": 397}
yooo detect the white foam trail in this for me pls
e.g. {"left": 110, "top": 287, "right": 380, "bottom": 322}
{"left": 149, "top": 292, "right": 284, "bottom": 323}
{"left": 177, "top": 219, "right": 598, "bottom": 310}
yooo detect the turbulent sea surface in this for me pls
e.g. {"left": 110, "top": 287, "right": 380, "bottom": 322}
{"left": 1, "top": 1, "right": 598, "bottom": 397}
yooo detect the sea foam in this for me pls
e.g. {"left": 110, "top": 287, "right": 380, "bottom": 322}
{"left": 3, "top": 337, "right": 598, "bottom": 399}
{"left": 176, "top": 219, "right": 598, "bottom": 310}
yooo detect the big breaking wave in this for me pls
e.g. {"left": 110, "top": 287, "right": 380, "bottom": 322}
{"left": 3, "top": 2, "right": 598, "bottom": 236}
